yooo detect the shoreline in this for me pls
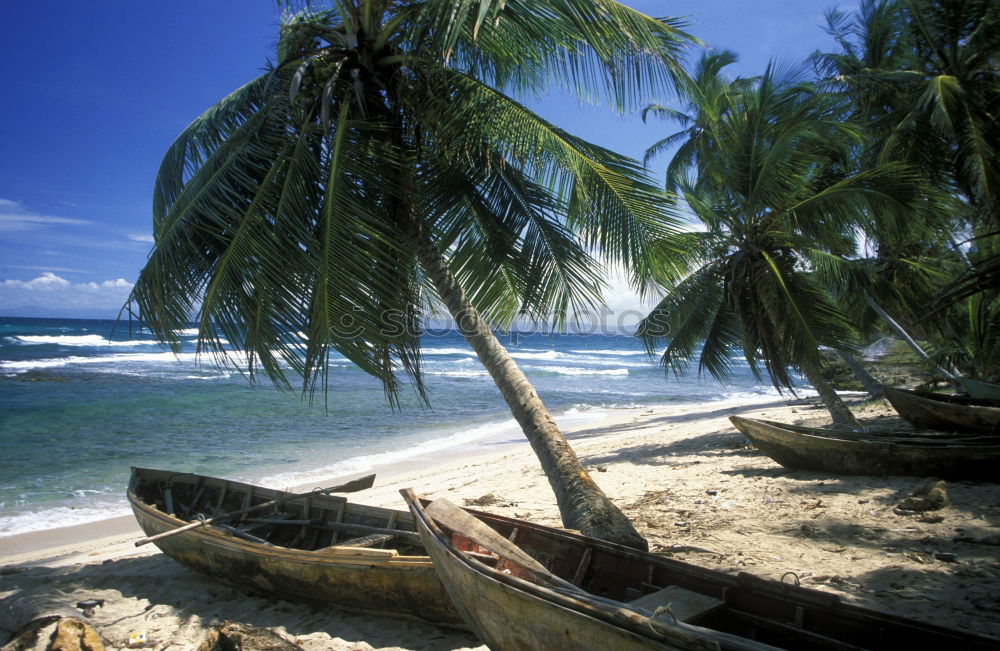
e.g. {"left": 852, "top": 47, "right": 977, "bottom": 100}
{"left": 0, "top": 394, "right": 774, "bottom": 559}
{"left": 3, "top": 393, "right": 999, "bottom": 649}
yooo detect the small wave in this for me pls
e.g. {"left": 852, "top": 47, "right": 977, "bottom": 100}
{"left": 420, "top": 347, "right": 477, "bottom": 356}
{"left": 260, "top": 417, "right": 526, "bottom": 488}
{"left": 426, "top": 369, "right": 489, "bottom": 378}
{"left": 16, "top": 334, "right": 163, "bottom": 347}
{"left": 568, "top": 349, "right": 647, "bottom": 356}
{"left": 0, "top": 502, "right": 132, "bottom": 537}
{"left": 530, "top": 366, "right": 629, "bottom": 376}
{"left": 0, "top": 352, "right": 203, "bottom": 373}
{"left": 509, "top": 350, "right": 563, "bottom": 360}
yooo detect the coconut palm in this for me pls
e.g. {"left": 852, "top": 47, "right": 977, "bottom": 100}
{"left": 126, "top": 1, "right": 698, "bottom": 549}
{"left": 640, "top": 49, "right": 747, "bottom": 195}
{"left": 811, "top": 0, "right": 997, "bottom": 380}
{"left": 638, "top": 63, "right": 928, "bottom": 428}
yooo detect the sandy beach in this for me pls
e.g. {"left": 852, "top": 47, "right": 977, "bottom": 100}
{"left": 2, "top": 393, "right": 999, "bottom": 650}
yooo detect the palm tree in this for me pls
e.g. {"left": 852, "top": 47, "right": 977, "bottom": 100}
{"left": 638, "top": 63, "right": 926, "bottom": 428}
{"left": 640, "top": 49, "right": 747, "bottom": 196}
{"left": 811, "top": 0, "right": 997, "bottom": 379}
{"left": 126, "top": 1, "right": 697, "bottom": 550}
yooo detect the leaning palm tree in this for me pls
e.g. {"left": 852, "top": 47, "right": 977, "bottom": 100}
{"left": 126, "top": 1, "right": 697, "bottom": 550}
{"left": 638, "top": 63, "right": 927, "bottom": 428}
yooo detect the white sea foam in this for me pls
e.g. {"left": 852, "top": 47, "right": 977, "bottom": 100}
{"left": 0, "top": 352, "right": 203, "bottom": 373}
{"left": 426, "top": 369, "right": 489, "bottom": 377}
{"left": 529, "top": 366, "right": 629, "bottom": 376}
{"left": 568, "top": 349, "right": 647, "bottom": 356}
{"left": 15, "top": 334, "right": 162, "bottom": 347}
{"left": 0, "top": 502, "right": 132, "bottom": 537}
{"left": 509, "top": 350, "right": 563, "bottom": 360}
{"left": 420, "top": 347, "right": 477, "bottom": 356}
{"left": 259, "top": 418, "right": 522, "bottom": 488}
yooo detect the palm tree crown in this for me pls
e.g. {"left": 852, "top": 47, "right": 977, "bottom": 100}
{"left": 638, "top": 62, "right": 926, "bottom": 426}
{"left": 128, "top": 0, "right": 697, "bottom": 548}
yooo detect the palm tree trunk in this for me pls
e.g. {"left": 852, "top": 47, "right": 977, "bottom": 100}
{"left": 799, "top": 364, "right": 862, "bottom": 429}
{"left": 835, "top": 349, "right": 884, "bottom": 398}
{"left": 416, "top": 235, "right": 648, "bottom": 551}
{"left": 864, "top": 294, "right": 960, "bottom": 381}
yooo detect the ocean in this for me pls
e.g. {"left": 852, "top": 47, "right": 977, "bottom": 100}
{"left": 0, "top": 316, "right": 783, "bottom": 537}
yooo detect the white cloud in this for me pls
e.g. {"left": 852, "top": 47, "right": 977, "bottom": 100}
{"left": 0, "top": 272, "right": 134, "bottom": 311}
{"left": 127, "top": 233, "right": 155, "bottom": 243}
{"left": 0, "top": 198, "right": 91, "bottom": 232}
{"left": 8, "top": 272, "right": 71, "bottom": 289}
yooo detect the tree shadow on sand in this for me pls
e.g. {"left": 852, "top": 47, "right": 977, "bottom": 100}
{"left": 1, "top": 553, "right": 480, "bottom": 650}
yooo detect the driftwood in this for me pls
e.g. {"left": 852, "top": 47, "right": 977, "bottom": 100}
{"left": 197, "top": 621, "right": 302, "bottom": 651}
{"left": 2, "top": 616, "right": 104, "bottom": 651}
{"left": 134, "top": 474, "right": 375, "bottom": 547}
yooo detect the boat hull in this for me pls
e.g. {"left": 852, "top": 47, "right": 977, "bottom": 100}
{"left": 401, "top": 490, "right": 999, "bottom": 651}
{"left": 959, "top": 378, "right": 1000, "bottom": 401}
{"left": 128, "top": 468, "right": 463, "bottom": 627}
{"left": 883, "top": 386, "right": 1000, "bottom": 434}
{"left": 730, "top": 416, "right": 1000, "bottom": 481}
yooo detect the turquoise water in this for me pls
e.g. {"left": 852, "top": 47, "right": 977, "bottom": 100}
{"left": 0, "top": 316, "right": 779, "bottom": 535}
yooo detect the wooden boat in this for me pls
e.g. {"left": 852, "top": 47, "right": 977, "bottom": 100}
{"left": 401, "top": 489, "right": 998, "bottom": 651}
{"left": 127, "top": 467, "right": 463, "bottom": 626}
{"left": 883, "top": 386, "right": 1000, "bottom": 434}
{"left": 729, "top": 416, "right": 1000, "bottom": 481}
{"left": 727, "top": 418, "right": 989, "bottom": 441}
{"left": 959, "top": 378, "right": 1000, "bottom": 401}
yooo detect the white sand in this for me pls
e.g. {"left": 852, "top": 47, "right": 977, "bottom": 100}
{"left": 2, "top": 394, "right": 998, "bottom": 649}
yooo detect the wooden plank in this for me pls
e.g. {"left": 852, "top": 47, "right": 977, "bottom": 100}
{"left": 322, "top": 521, "right": 422, "bottom": 541}
{"left": 572, "top": 547, "right": 592, "bottom": 586}
{"left": 630, "top": 585, "right": 724, "bottom": 623}
{"left": 336, "top": 533, "right": 396, "bottom": 548}
{"left": 423, "top": 498, "right": 581, "bottom": 593}
{"left": 217, "top": 523, "right": 273, "bottom": 546}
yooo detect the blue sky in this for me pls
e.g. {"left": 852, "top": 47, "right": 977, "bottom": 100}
{"left": 0, "top": 1, "right": 840, "bottom": 318}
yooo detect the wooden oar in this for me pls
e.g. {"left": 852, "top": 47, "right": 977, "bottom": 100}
{"left": 134, "top": 473, "right": 375, "bottom": 547}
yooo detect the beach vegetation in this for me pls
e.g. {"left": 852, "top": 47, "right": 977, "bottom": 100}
{"left": 812, "top": 0, "right": 1000, "bottom": 383}
{"left": 126, "top": 0, "right": 699, "bottom": 550}
{"left": 636, "top": 59, "right": 932, "bottom": 428}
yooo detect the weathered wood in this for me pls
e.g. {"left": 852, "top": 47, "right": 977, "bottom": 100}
{"left": 321, "top": 521, "right": 421, "bottom": 541}
{"left": 217, "top": 522, "right": 273, "bottom": 545}
{"left": 960, "top": 378, "right": 1000, "bottom": 401}
{"left": 730, "top": 415, "right": 1000, "bottom": 480}
{"left": 400, "top": 488, "right": 999, "bottom": 651}
{"left": 884, "top": 386, "right": 1000, "bottom": 434}
{"left": 630, "top": 586, "right": 724, "bottom": 623}
{"left": 134, "top": 474, "right": 375, "bottom": 547}
{"left": 128, "top": 468, "right": 462, "bottom": 627}
{"left": 336, "top": 533, "right": 397, "bottom": 548}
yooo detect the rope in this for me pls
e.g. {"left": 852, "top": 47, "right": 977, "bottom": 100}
{"left": 649, "top": 603, "right": 677, "bottom": 633}
{"left": 780, "top": 571, "right": 801, "bottom": 586}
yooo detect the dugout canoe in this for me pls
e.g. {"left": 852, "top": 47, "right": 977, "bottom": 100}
{"left": 729, "top": 416, "right": 1000, "bottom": 481}
{"left": 400, "top": 489, "right": 998, "bottom": 651}
{"left": 959, "top": 378, "right": 1000, "bottom": 401}
{"left": 883, "top": 386, "right": 1000, "bottom": 434}
{"left": 127, "top": 467, "right": 463, "bottom": 626}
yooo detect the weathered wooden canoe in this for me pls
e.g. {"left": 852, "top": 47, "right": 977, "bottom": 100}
{"left": 127, "top": 467, "right": 463, "bottom": 626}
{"left": 959, "top": 378, "right": 1000, "bottom": 401}
{"left": 883, "top": 386, "right": 1000, "bottom": 434}
{"left": 729, "top": 416, "right": 1000, "bottom": 481}
{"left": 401, "top": 489, "right": 998, "bottom": 651}
{"left": 728, "top": 418, "right": 992, "bottom": 441}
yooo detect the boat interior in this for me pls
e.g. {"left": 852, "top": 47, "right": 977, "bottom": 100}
{"left": 421, "top": 498, "right": 989, "bottom": 651}
{"left": 131, "top": 469, "right": 427, "bottom": 555}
